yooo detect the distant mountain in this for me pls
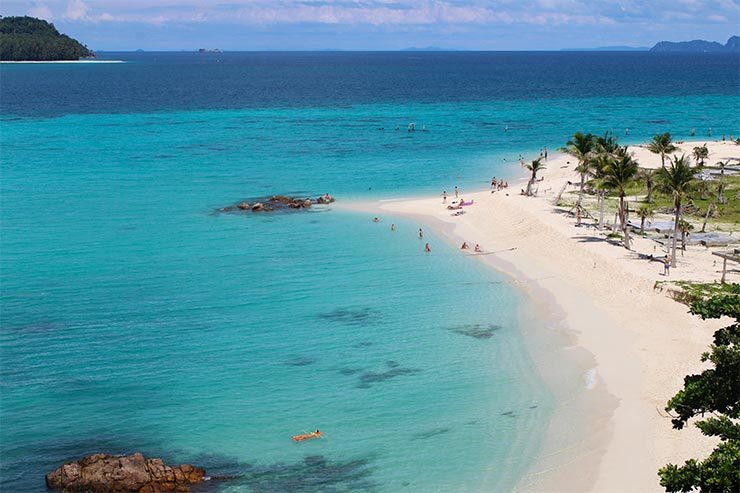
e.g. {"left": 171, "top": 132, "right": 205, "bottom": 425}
{"left": 0, "top": 16, "right": 93, "bottom": 61}
{"left": 650, "top": 35, "right": 739, "bottom": 53}
{"left": 563, "top": 46, "right": 649, "bottom": 51}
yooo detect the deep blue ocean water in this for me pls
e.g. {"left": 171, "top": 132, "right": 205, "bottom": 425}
{"left": 1, "top": 52, "right": 739, "bottom": 492}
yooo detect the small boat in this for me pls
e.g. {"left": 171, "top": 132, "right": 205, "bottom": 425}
{"left": 292, "top": 430, "right": 322, "bottom": 442}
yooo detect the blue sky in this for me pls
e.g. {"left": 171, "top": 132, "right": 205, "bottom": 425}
{"left": 3, "top": 0, "right": 739, "bottom": 50}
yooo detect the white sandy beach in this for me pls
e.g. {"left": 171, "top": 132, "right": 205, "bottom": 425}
{"left": 343, "top": 140, "right": 738, "bottom": 492}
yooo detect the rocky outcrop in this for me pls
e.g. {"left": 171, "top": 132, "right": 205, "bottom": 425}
{"left": 219, "top": 194, "right": 334, "bottom": 214}
{"left": 45, "top": 453, "right": 206, "bottom": 493}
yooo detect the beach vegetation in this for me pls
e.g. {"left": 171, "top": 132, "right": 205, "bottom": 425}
{"left": 647, "top": 133, "right": 678, "bottom": 168}
{"left": 636, "top": 205, "right": 654, "bottom": 234}
{"left": 599, "top": 149, "right": 640, "bottom": 249}
{"left": 693, "top": 145, "right": 709, "bottom": 168}
{"left": 657, "top": 155, "right": 696, "bottom": 267}
{"left": 640, "top": 168, "right": 657, "bottom": 203}
{"left": 523, "top": 157, "right": 546, "bottom": 196}
{"left": 561, "top": 132, "right": 595, "bottom": 209}
{"left": 0, "top": 16, "right": 92, "bottom": 61}
{"left": 659, "top": 293, "right": 740, "bottom": 493}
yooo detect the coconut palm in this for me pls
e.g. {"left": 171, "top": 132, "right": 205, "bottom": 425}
{"left": 561, "top": 132, "right": 595, "bottom": 208}
{"left": 657, "top": 155, "right": 696, "bottom": 267}
{"left": 692, "top": 144, "right": 708, "bottom": 167}
{"left": 636, "top": 205, "right": 654, "bottom": 234}
{"left": 523, "top": 158, "right": 546, "bottom": 196}
{"left": 717, "top": 161, "right": 727, "bottom": 204}
{"left": 600, "top": 152, "right": 640, "bottom": 249}
{"left": 647, "top": 132, "right": 678, "bottom": 168}
{"left": 677, "top": 219, "right": 694, "bottom": 254}
{"left": 638, "top": 168, "right": 655, "bottom": 203}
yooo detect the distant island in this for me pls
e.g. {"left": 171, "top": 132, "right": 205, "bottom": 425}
{"left": 0, "top": 16, "right": 93, "bottom": 61}
{"left": 650, "top": 35, "right": 739, "bottom": 52}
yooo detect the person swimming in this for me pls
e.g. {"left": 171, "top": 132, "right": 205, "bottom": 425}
{"left": 373, "top": 217, "right": 379, "bottom": 223}
{"left": 391, "top": 223, "right": 396, "bottom": 231}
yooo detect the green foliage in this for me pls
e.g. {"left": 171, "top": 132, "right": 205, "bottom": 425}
{"left": 658, "top": 294, "right": 740, "bottom": 492}
{"left": 0, "top": 16, "right": 92, "bottom": 61}
{"left": 648, "top": 132, "right": 678, "bottom": 166}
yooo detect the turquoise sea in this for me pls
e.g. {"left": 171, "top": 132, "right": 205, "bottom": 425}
{"left": 1, "top": 52, "right": 739, "bottom": 492}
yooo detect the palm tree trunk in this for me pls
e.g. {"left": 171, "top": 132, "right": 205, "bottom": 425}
{"left": 646, "top": 181, "right": 653, "bottom": 203}
{"left": 661, "top": 152, "right": 665, "bottom": 168}
{"left": 576, "top": 170, "right": 585, "bottom": 207}
{"left": 620, "top": 195, "right": 630, "bottom": 249}
{"left": 701, "top": 203, "right": 713, "bottom": 233}
{"left": 640, "top": 216, "right": 645, "bottom": 234}
{"left": 671, "top": 201, "right": 680, "bottom": 267}
{"left": 598, "top": 191, "right": 605, "bottom": 230}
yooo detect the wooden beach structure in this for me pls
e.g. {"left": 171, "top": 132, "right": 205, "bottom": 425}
{"left": 711, "top": 248, "right": 740, "bottom": 284}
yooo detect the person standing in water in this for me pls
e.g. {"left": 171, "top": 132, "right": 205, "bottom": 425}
{"left": 391, "top": 223, "right": 396, "bottom": 231}
{"left": 544, "top": 147, "right": 548, "bottom": 160}
{"left": 424, "top": 243, "right": 431, "bottom": 253}
{"left": 418, "top": 228, "right": 424, "bottom": 239}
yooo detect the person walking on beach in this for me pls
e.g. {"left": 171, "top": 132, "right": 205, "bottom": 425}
{"left": 418, "top": 228, "right": 424, "bottom": 239}
{"left": 454, "top": 186, "right": 459, "bottom": 199}
{"left": 663, "top": 256, "right": 671, "bottom": 276}
{"left": 442, "top": 191, "right": 448, "bottom": 203}
{"left": 544, "top": 147, "right": 548, "bottom": 160}
{"left": 424, "top": 243, "right": 431, "bottom": 253}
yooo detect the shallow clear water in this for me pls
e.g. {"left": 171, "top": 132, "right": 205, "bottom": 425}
{"left": 1, "top": 52, "right": 739, "bottom": 492}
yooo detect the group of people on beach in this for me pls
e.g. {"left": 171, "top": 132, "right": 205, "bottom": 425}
{"left": 490, "top": 177, "right": 509, "bottom": 192}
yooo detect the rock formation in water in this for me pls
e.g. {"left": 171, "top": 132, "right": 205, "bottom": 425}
{"left": 45, "top": 453, "right": 205, "bottom": 493}
{"left": 219, "top": 194, "right": 334, "bottom": 213}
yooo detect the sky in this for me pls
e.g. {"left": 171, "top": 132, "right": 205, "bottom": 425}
{"left": 2, "top": 0, "right": 739, "bottom": 51}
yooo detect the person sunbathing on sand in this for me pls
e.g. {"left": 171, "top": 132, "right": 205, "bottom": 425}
{"left": 474, "top": 244, "right": 481, "bottom": 252}
{"left": 461, "top": 242, "right": 469, "bottom": 249}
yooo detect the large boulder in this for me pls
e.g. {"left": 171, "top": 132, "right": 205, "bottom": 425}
{"left": 45, "top": 453, "right": 206, "bottom": 492}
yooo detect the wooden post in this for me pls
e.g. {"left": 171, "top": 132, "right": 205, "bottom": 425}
{"left": 721, "top": 257, "right": 727, "bottom": 284}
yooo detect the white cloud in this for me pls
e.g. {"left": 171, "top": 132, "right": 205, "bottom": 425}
{"left": 64, "top": 0, "right": 90, "bottom": 20}
{"left": 29, "top": 3, "right": 54, "bottom": 21}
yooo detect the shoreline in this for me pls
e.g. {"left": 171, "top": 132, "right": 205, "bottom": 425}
{"left": 339, "top": 139, "right": 736, "bottom": 491}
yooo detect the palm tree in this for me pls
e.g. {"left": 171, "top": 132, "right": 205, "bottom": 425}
{"left": 692, "top": 144, "right": 708, "bottom": 167}
{"left": 601, "top": 152, "right": 640, "bottom": 249}
{"left": 657, "top": 155, "right": 695, "bottom": 267}
{"left": 647, "top": 133, "right": 678, "bottom": 167}
{"left": 636, "top": 205, "right": 654, "bottom": 234}
{"left": 561, "top": 132, "right": 594, "bottom": 209}
{"left": 677, "top": 219, "right": 694, "bottom": 254}
{"left": 639, "top": 168, "right": 656, "bottom": 203}
{"left": 523, "top": 158, "right": 546, "bottom": 196}
{"left": 717, "top": 161, "right": 727, "bottom": 204}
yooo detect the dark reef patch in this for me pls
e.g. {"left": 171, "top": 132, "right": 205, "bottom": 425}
{"left": 284, "top": 356, "right": 317, "bottom": 367}
{"left": 318, "top": 307, "right": 380, "bottom": 326}
{"left": 448, "top": 323, "right": 501, "bottom": 340}
{"left": 357, "top": 367, "right": 420, "bottom": 389}
{"left": 411, "top": 428, "right": 450, "bottom": 441}
{"left": 214, "top": 454, "right": 377, "bottom": 493}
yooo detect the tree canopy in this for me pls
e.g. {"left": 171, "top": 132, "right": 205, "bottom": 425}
{"left": 658, "top": 291, "right": 740, "bottom": 492}
{"left": 0, "top": 16, "right": 92, "bottom": 61}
